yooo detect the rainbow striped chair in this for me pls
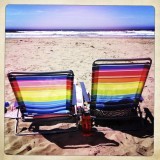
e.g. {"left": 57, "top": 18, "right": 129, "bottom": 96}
{"left": 86, "top": 58, "right": 152, "bottom": 124}
{"left": 8, "top": 70, "right": 78, "bottom": 135}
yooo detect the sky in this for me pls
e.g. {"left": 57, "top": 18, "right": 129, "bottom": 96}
{"left": 6, "top": 5, "right": 155, "bottom": 30}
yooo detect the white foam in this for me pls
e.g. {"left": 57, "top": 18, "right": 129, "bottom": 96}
{"left": 6, "top": 30, "right": 155, "bottom": 38}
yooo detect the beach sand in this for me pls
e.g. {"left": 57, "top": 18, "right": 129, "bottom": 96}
{"left": 4, "top": 37, "right": 154, "bottom": 155}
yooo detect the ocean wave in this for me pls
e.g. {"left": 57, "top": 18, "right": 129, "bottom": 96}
{"left": 5, "top": 30, "right": 155, "bottom": 38}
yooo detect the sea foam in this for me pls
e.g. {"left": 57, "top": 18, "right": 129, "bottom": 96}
{"left": 5, "top": 30, "right": 154, "bottom": 38}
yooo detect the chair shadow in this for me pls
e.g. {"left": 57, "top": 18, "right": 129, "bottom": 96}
{"left": 94, "top": 107, "right": 154, "bottom": 138}
{"left": 20, "top": 107, "right": 153, "bottom": 148}
{"left": 42, "top": 128, "right": 119, "bottom": 149}
{"left": 22, "top": 117, "right": 119, "bottom": 149}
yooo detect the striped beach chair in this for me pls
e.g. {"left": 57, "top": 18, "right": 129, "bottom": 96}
{"left": 82, "top": 58, "right": 152, "bottom": 126}
{"left": 8, "top": 70, "right": 78, "bottom": 135}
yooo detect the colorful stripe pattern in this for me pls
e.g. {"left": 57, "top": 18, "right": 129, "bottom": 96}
{"left": 91, "top": 63, "right": 150, "bottom": 109}
{"left": 9, "top": 73, "right": 74, "bottom": 116}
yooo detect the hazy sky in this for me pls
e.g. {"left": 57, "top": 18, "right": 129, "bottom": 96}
{"left": 6, "top": 5, "right": 155, "bottom": 30}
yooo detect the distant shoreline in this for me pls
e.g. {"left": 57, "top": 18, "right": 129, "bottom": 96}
{"left": 5, "top": 28, "right": 155, "bottom": 32}
{"left": 5, "top": 30, "right": 155, "bottom": 39}
{"left": 5, "top": 37, "right": 155, "bottom": 39}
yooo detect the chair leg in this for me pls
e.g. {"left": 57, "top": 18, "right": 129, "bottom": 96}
{"left": 15, "top": 117, "right": 19, "bottom": 135}
{"left": 15, "top": 107, "right": 20, "bottom": 135}
{"left": 15, "top": 117, "right": 39, "bottom": 136}
{"left": 137, "top": 105, "right": 144, "bottom": 128}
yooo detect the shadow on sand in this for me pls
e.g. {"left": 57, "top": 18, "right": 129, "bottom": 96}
{"left": 94, "top": 107, "right": 154, "bottom": 138}
{"left": 22, "top": 117, "right": 119, "bottom": 149}
{"left": 27, "top": 107, "right": 153, "bottom": 149}
{"left": 42, "top": 128, "right": 119, "bottom": 149}
{"left": 41, "top": 108, "right": 153, "bottom": 148}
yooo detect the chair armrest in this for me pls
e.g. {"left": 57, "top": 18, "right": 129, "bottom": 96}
{"left": 80, "top": 82, "right": 90, "bottom": 103}
{"left": 72, "top": 84, "right": 77, "bottom": 105}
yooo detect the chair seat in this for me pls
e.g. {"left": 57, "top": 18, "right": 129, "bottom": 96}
{"left": 89, "top": 58, "right": 152, "bottom": 122}
{"left": 7, "top": 70, "right": 78, "bottom": 135}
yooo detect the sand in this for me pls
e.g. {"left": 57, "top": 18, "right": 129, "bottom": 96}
{"left": 4, "top": 37, "right": 154, "bottom": 155}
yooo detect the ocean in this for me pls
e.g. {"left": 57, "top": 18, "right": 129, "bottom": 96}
{"left": 5, "top": 30, "right": 154, "bottom": 38}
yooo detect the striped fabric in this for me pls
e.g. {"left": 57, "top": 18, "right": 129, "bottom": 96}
{"left": 91, "top": 63, "right": 150, "bottom": 109}
{"left": 8, "top": 72, "right": 74, "bottom": 116}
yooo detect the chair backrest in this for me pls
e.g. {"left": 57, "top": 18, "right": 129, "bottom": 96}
{"left": 91, "top": 58, "right": 152, "bottom": 110}
{"left": 8, "top": 70, "right": 74, "bottom": 117}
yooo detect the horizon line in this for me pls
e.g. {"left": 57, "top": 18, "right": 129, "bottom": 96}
{"left": 6, "top": 28, "right": 155, "bottom": 32}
